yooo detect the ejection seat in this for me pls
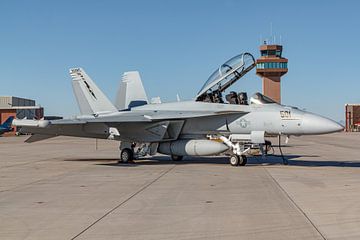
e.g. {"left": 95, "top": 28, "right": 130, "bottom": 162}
{"left": 238, "top": 92, "right": 248, "bottom": 105}
{"left": 226, "top": 91, "right": 239, "bottom": 104}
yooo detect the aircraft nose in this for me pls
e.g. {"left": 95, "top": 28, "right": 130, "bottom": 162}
{"left": 302, "top": 113, "right": 344, "bottom": 135}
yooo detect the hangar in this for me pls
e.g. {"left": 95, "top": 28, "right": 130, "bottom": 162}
{"left": 0, "top": 96, "right": 43, "bottom": 136}
{"left": 345, "top": 104, "right": 360, "bottom": 132}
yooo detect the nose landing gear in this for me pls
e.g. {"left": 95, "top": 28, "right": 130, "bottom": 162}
{"left": 229, "top": 155, "right": 247, "bottom": 166}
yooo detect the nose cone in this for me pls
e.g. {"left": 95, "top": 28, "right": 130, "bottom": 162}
{"left": 302, "top": 113, "right": 344, "bottom": 135}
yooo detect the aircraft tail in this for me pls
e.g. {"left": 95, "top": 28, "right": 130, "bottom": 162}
{"left": 1, "top": 116, "right": 14, "bottom": 128}
{"left": 70, "top": 68, "right": 117, "bottom": 115}
{"left": 115, "top": 71, "right": 148, "bottom": 110}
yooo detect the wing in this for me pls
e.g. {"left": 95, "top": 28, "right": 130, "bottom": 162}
{"left": 13, "top": 110, "right": 247, "bottom": 143}
{"left": 15, "top": 119, "right": 184, "bottom": 143}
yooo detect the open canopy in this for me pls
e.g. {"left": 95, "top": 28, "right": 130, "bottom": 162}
{"left": 196, "top": 53, "right": 255, "bottom": 101}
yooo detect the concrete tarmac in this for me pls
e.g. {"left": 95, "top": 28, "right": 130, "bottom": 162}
{"left": 0, "top": 133, "right": 360, "bottom": 239}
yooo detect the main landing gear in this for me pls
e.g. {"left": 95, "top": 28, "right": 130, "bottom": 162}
{"left": 118, "top": 142, "right": 136, "bottom": 164}
{"left": 120, "top": 148, "right": 134, "bottom": 163}
{"left": 118, "top": 142, "right": 156, "bottom": 164}
{"left": 229, "top": 155, "right": 247, "bottom": 167}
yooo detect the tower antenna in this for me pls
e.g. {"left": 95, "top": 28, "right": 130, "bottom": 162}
{"left": 270, "top": 22, "right": 273, "bottom": 44}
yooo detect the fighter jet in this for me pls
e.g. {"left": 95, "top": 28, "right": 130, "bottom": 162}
{"left": 0, "top": 116, "right": 14, "bottom": 135}
{"left": 13, "top": 53, "right": 343, "bottom": 166}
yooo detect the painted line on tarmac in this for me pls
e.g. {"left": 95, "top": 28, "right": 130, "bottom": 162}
{"left": 259, "top": 161, "right": 327, "bottom": 240}
{"left": 71, "top": 164, "right": 177, "bottom": 240}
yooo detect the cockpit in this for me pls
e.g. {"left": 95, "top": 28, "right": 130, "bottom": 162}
{"left": 224, "top": 91, "right": 276, "bottom": 105}
{"left": 195, "top": 53, "right": 278, "bottom": 105}
{"left": 249, "top": 92, "right": 277, "bottom": 105}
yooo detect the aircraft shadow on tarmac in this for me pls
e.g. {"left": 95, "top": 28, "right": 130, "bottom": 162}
{"left": 65, "top": 155, "right": 360, "bottom": 168}
{"left": 257, "top": 155, "right": 360, "bottom": 167}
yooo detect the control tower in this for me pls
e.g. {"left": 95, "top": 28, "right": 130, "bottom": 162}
{"left": 256, "top": 44, "right": 288, "bottom": 103}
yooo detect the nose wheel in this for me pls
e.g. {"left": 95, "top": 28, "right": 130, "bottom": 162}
{"left": 229, "top": 155, "right": 247, "bottom": 166}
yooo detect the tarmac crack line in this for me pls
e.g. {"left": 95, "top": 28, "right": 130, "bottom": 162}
{"left": 260, "top": 164, "right": 327, "bottom": 240}
{"left": 70, "top": 164, "right": 177, "bottom": 240}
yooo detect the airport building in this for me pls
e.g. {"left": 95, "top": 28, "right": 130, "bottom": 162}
{"left": 345, "top": 104, "right": 360, "bottom": 132}
{"left": 256, "top": 44, "right": 288, "bottom": 103}
{"left": 0, "top": 96, "right": 44, "bottom": 136}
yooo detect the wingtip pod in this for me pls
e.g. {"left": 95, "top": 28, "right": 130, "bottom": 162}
{"left": 12, "top": 119, "right": 50, "bottom": 128}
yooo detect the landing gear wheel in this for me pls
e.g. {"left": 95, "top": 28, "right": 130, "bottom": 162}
{"left": 119, "top": 148, "right": 133, "bottom": 163}
{"left": 171, "top": 155, "right": 183, "bottom": 161}
{"left": 239, "top": 155, "right": 247, "bottom": 166}
{"left": 229, "top": 155, "right": 239, "bottom": 166}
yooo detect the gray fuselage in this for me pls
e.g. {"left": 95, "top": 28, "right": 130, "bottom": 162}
{"left": 132, "top": 100, "right": 342, "bottom": 138}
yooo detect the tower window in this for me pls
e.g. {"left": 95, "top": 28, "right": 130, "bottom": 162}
{"left": 268, "top": 50, "right": 276, "bottom": 56}
{"left": 257, "top": 62, "right": 287, "bottom": 69}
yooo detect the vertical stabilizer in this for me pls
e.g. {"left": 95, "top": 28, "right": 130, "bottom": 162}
{"left": 1, "top": 116, "right": 14, "bottom": 128}
{"left": 115, "top": 71, "right": 148, "bottom": 110}
{"left": 70, "top": 68, "right": 117, "bottom": 115}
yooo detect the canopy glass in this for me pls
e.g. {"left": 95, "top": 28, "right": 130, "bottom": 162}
{"left": 197, "top": 53, "right": 255, "bottom": 97}
{"left": 250, "top": 92, "right": 277, "bottom": 105}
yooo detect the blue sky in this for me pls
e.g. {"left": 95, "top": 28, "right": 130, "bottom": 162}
{"left": 0, "top": 0, "right": 359, "bottom": 121}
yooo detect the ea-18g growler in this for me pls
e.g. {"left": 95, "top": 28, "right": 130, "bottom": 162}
{"left": 13, "top": 53, "right": 343, "bottom": 166}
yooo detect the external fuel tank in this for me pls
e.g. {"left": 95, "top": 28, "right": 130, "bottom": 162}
{"left": 158, "top": 139, "right": 228, "bottom": 156}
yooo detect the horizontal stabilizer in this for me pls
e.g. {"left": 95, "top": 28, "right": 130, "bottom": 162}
{"left": 115, "top": 71, "right": 148, "bottom": 110}
{"left": 70, "top": 68, "right": 117, "bottom": 115}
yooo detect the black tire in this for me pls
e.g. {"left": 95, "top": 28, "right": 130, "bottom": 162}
{"left": 171, "top": 155, "right": 183, "bottom": 161}
{"left": 229, "top": 155, "right": 239, "bottom": 166}
{"left": 120, "top": 148, "right": 133, "bottom": 163}
{"left": 239, "top": 155, "right": 247, "bottom": 166}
